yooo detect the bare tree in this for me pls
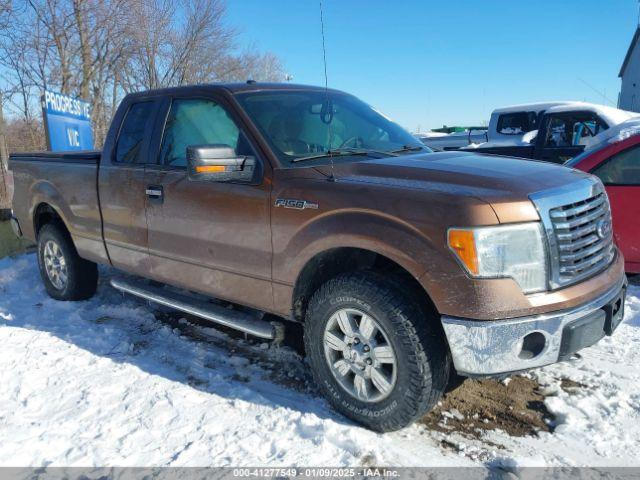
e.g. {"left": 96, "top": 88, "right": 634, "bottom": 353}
{"left": 218, "top": 50, "right": 285, "bottom": 83}
{"left": 1, "top": 1, "right": 59, "bottom": 116}
{"left": 1, "top": 0, "right": 133, "bottom": 145}
{"left": 122, "top": 0, "right": 234, "bottom": 90}
{"left": 70, "top": 0, "right": 133, "bottom": 143}
{"left": 0, "top": 0, "right": 285, "bottom": 150}
{"left": 0, "top": 0, "right": 11, "bottom": 26}
{"left": 25, "top": 0, "right": 77, "bottom": 94}
{"left": 123, "top": 0, "right": 284, "bottom": 90}
{"left": 3, "top": 116, "right": 46, "bottom": 152}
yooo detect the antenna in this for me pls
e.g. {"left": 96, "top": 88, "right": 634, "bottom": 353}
{"left": 319, "top": 0, "right": 335, "bottom": 182}
{"left": 320, "top": 1, "right": 329, "bottom": 93}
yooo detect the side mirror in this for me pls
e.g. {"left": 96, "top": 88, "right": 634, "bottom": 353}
{"left": 186, "top": 144, "right": 256, "bottom": 183}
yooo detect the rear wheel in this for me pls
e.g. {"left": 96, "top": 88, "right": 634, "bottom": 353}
{"left": 37, "top": 223, "right": 98, "bottom": 301}
{"left": 304, "top": 271, "right": 449, "bottom": 432}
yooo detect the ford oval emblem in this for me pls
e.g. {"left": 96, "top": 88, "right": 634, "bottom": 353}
{"left": 596, "top": 219, "right": 612, "bottom": 239}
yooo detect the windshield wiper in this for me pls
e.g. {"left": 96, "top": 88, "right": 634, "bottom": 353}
{"left": 291, "top": 148, "right": 397, "bottom": 163}
{"left": 389, "top": 145, "right": 425, "bottom": 154}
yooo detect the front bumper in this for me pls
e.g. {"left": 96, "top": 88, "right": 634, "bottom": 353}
{"left": 441, "top": 273, "right": 627, "bottom": 376}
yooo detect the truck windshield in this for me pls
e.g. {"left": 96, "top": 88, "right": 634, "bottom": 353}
{"left": 235, "top": 90, "right": 428, "bottom": 165}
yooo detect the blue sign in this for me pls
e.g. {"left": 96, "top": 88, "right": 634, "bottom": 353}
{"left": 42, "top": 90, "right": 94, "bottom": 151}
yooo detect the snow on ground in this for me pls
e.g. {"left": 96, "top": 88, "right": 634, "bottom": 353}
{"left": 0, "top": 253, "right": 639, "bottom": 468}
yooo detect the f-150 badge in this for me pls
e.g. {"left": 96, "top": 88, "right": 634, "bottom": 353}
{"left": 274, "top": 198, "right": 319, "bottom": 210}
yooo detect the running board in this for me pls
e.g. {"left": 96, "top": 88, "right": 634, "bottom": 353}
{"left": 110, "top": 278, "right": 277, "bottom": 340}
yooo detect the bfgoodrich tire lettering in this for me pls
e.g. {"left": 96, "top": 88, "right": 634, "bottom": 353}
{"left": 304, "top": 271, "right": 450, "bottom": 432}
{"left": 37, "top": 223, "right": 98, "bottom": 301}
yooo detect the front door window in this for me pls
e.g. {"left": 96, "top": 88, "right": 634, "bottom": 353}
{"left": 592, "top": 144, "right": 640, "bottom": 185}
{"left": 545, "top": 114, "right": 607, "bottom": 148}
{"left": 160, "top": 98, "right": 250, "bottom": 168}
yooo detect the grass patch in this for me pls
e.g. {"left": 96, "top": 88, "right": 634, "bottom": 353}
{"left": 0, "top": 220, "right": 31, "bottom": 259}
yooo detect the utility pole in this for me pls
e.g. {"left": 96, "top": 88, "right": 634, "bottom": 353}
{"left": 0, "top": 92, "right": 9, "bottom": 209}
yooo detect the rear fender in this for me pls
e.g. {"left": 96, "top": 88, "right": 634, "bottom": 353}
{"left": 28, "top": 180, "right": 71, "bottom": 238}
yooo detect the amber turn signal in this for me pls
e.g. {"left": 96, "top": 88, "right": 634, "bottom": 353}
{"left": 447, "top": 229, "right": 479, "bottom": 275}
{"left": 195, "top": 165, "right": 226, "bottom": 173}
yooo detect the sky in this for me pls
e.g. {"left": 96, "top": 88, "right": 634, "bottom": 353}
{"left": 226, "top": 0, "right": 639, "bottom": 132}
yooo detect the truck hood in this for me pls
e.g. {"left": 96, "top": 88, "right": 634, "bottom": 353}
{"left": 314, "top": 151, "right": 592, "bottom": 222}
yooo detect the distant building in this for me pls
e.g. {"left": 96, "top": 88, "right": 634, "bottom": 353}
{"left": 619, "top": 27, "right": 640, "bottom": 112}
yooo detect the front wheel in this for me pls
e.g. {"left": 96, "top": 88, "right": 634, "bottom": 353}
{"left": 304, "top": 272, "right": 450, "bottom": 432}
{"left": 37, "top": 223, "right": 98, "bottom": 301}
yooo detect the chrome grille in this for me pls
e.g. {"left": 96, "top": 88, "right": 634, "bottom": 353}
{"left": 549, "top": 193, "right": 614, "bottom": 285}
{"left": 530, "top": 178, "right": 615, "bottom": 290}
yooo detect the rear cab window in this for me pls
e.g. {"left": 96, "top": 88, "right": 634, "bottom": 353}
{"left": 497, "top": 111, "right": 538, "bottom": 135}
{"left": 115, "top": 101, "right": 156, "bottom": 164}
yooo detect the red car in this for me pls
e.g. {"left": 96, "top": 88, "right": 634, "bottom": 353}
{"left": 567, "top": 134, "right": 640, "bottom": 273}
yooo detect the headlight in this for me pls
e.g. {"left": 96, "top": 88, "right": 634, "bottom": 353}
{"left": 447, "top": 222, "right": 548, "bottom": 293}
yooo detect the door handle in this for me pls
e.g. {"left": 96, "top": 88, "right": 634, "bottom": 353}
{"left": 146, "top": 185, "right": 164, "bottom": 201}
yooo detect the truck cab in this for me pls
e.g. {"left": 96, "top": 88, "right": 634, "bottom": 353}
{"left": 464, "top": 102, "right": 639, "bottom": 163}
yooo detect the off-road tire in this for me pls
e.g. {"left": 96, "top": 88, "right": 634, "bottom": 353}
{"left": 37, "top": 223, "right": 98, "bottom": 301}
{"left": 304, "top": 271, "right": 450, "bottom": 432}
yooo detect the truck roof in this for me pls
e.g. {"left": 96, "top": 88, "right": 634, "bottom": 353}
{"left": 491, "top": 101, "right": 576, "bottom": 114}
{"left": 124, "top": 82, "right": 345, "bottom": 100}
{"left": 545, "top": 102, "right": 639, "bottom": 127}
{"left": 491, "top": 101, "right": 639, "bottom": 126}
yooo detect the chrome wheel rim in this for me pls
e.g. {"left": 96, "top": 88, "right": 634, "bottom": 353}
{"left": 323, "top": 308, "right": 397, "bottom": 403}
{"left": 43, "top": 240, "right": 67, "bottom": 290}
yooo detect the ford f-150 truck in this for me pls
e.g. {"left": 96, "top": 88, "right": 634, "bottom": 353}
{"left": 9, "top": 83, "right": 627, "bottom": 432}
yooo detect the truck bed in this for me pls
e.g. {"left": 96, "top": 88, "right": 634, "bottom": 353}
{"left": 8, "top": 151, "right": 109, "bottom": 265}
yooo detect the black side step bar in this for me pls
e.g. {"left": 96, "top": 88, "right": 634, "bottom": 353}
{"left": 110, "top": 278, "right": 279, "bottom": 340}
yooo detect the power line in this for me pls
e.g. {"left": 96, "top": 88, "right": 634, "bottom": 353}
{"left": 577, "top": 77, "right": 616, "bottom": 106}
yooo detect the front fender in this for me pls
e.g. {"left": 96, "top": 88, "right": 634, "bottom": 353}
{"left": 273, "top": 208, "right": 445, "bottom": 287}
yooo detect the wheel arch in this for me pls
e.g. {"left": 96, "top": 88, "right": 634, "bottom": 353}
{"left": 291, "top": 246, "right": 439, "bottom": 323}
{"left": 33, "top": 202, "right": 69, "bottom": 239}
{"left": 277, "top": 209, "right": 446, "bottom": 321}
{"left": 27, "top": 179, "right": 73, "bottom": 241}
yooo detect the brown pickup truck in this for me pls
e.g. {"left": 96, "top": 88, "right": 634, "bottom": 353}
{"left": 9, "top": 83, "right": 627, "bottom": 432}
